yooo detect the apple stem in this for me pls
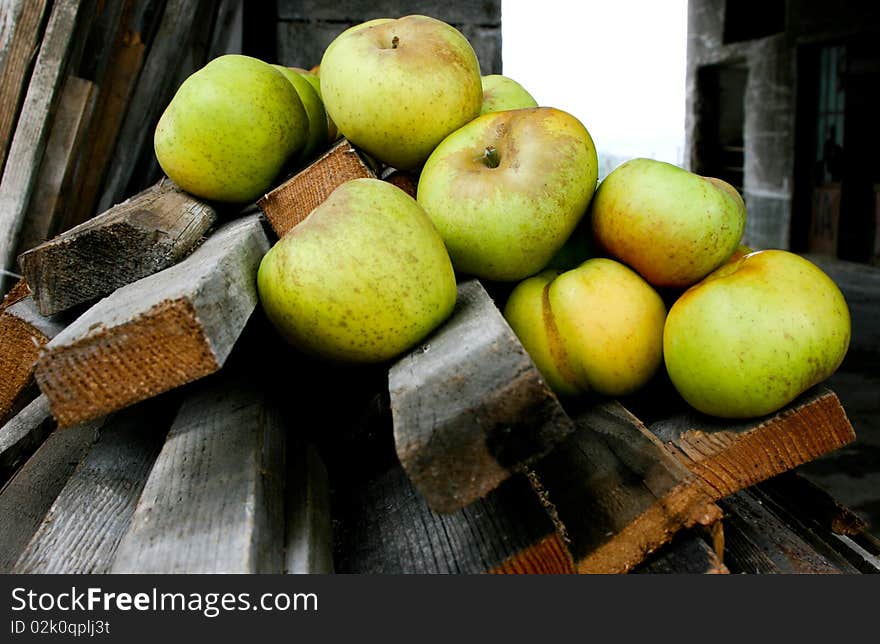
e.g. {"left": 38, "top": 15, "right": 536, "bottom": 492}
{"left": 391, "top": 35, "right": 399, "bottom": 49}
{"left": 482, "top": 146, "right": 500, "bottom": 169}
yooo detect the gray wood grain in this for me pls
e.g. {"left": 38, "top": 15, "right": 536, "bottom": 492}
{"left": 528, "top": 401, "right": 722, "bottom": 573}
{"left": 0, "top": 394, "right": 54, "bottom": 481}
{"left": 34, "top": 215, "right": 269, "bottom": 427}
{"left": 95, "top": 0, "right": 203, "bottom": 211}
{"left": 20, "top": 177, "right": 218, "bottom": 316}
{"left": 111, "top": 377, "right": 286, "bottom": 573}
{"left": 13, "top": 401, "right": 171, "bottom": 573}
{"left": 0, "top": 0, "right": 86, "bottom": 281}
{"left": 15, "top": 75, "right": 96, "bottom": 256}
{"left": 389, "top": 279, "right": 574, "bottom": 514}
{"left": 635, "top": 529, "right": 728, "bottom": 574}
{"left": 286, "top": 441, "right": 333, "bottom": 574}
{"left": 0, "top": 415, "right": 99, "bottom": 572}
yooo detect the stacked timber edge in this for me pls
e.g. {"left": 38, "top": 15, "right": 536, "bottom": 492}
{"left": 34, "top": 215, "right": 269, "bottom": 427}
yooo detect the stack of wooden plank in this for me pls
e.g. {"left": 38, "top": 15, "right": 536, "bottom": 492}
{"left": 0, "top": 132, "right": 876, "bottom": 574}
{"left": 0, "top": 0, "right": 244, "bottom": 284}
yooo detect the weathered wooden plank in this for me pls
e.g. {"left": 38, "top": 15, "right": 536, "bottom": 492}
{"left": 13, "top": 399, "right": 173, "bottom": 574}
{"left": 286, "top": 440, "right": 334, "bottom": 574}
{"left": 276, "top": 0, "right": 501, "bottom": 24}
{"left": 528, "top": 401, "right": 722, "bottom": 574}
{"left": 333, "top": 465, "right": 574, "bottom": 574}
{"left": 95, "top": 0, "right": 207, "bottom": 211}
{"left": 34, "top": 215, "right": 269, "bottom": 427}
{"left": 1, "top": 277, "right": 29, "bottom": 310}
{"left": 635, "top": 528, "right": 729, "bottom": 574}
{"left": 0, "top": 0, "right": 50, "bottom": 172}
{"left": 389, "top": 279, "right": 574, "bottom": 514}
{"left": 111, "top": 377, "right": 285, "bottom": 573}
{"left": 720, "top": 487, "right": 861, "bottom": 574}
{"left": 752, "top": 473, "right": 880, "bottom": 574}
{"left": 60, "top": 0, "right": 154, "bottom": 231}
{"left": 208, "top": 0, "right": 243, "bottom": 60}
{"left": 20, "top": 177, "right": 218, "bottom": 316}
{"left": 648, "top": 388, "right": 856, "bottom": 501}
{"left": 0, "top": 394, "right": 53, "bottom": 482}
{"left": 0, "top": 296, "right": 65, "bottom": 420}
{"left": 257, "top": 138, "right": 376, "bottom": 238}
{"left": 15, "top": 76, "right": 96, "bottom": 255}
{"left": 0, "top": 0, "right": 88, "bottom": 280}
{"left": 0, "top": 416, "right": 99, "bottom": 572}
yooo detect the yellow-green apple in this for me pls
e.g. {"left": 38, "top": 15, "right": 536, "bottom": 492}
{"left": 287, "top": 66, "right": 339, "bottom": 143}
{"left": 320, "top": 15, "right": 482, "bottom": 170}
{"left": 272, "top": 65, "right": 329, "bottom": 161}
{"left": 257, "top": 178, "right": 456, "bottom": 362}
{"left": 504, "top": 258, "right": 667, "bottom": 396}
{"left": 480, "top": 74, "right": 538, "bottom": 114}
{"left": 155, "top": 54, "right": 308, "bottom": 203}
{"left": 417, "top": 107, "right": 598, "bottom": 281}
{"left": 664, "top": 250, "right": 850, "bottom": 418}
{"left": 590, "top": 158, "right": 747, "bottom": 288}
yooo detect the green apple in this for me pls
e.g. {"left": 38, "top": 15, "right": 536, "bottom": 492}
{"left": 504, "top": 258, "right": 667, "bottom": 396}
{"left": 320, "top": 15, "right": 482, "bottom": 170}
{"left": 664, "top": 250, "right": 850, "bottom": 418}
{"left": 417, "top": 107, "right": 598, "bottom": 281}
{"left": 257, "top": 178, "right": 456, "bottom": 362}
{"left": 288, "top": 66, "right": 339, "bottom": 143}
{"left": 155, "top": 54, "right": 308, "bottom": 203}
{"left": 590, "top": 158, "right": 747, "bottom": 288}
{"left": 272, "top": 65, "right": 329, "bottom": 161}
{"left": 480, "top": 74, "right": 538, "bottom": 114}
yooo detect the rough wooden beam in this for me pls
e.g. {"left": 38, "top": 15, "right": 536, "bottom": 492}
{"left": 0, "top": 395, "right": 54, "bottom": 482}
{"left": 60, "top": 0, "right": 152, "bottom": 231}
{"left": 95, "top": 0, "right": 208, "bottom": 211}
{"left": 20, "top": 177, "right": 218, "bottom": 316}
{"left": 720, "top": 487, "right": 862, "bottom": 574}
{"left": 0, "top": 0, "right": 51, "bottom": 172}
{"left": 333, "top": 465, "right": 574, "bottom": 574}
{"left": 111, "top": 377, "right": 286, "bottom": 573}
{"left": 0, "top": 415, "right": 99, "bottom": 572}
{"left": 390, "top": 279, "right": 574, "bottom": 514}
{"left": 1, "top": 278, "right": 30, "bottom": 310}
{"left": 257, "top": 138, "right": 375, "bottom": 238}
{"left": 527, "top": 401, "right": 722, "bottom": 574}
{"left": 648, "top": 388, "right": 856, "bottom": 501}
{"left": 0, "top": 0, "right": 88, "bottom": 279}
{"left": 0, "top": 296, "right": 65, "bottom": 420}
{"left": 13, "top": 399, "right": 172, "bottom": 573}
{"left": 286, "top": 440, "right": 334, "bottom": 574}
{"left": 34, "top": 215, "right": 269, "bottom": 427}
{"left": 16, "top": 76, "right": 96, "bottom": 256}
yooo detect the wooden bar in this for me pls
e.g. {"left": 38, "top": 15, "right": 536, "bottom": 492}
{"left": 0, "top": 416, "right": 99, "bottom": 572}
{"left": 333, "top": 465, "right": 574, "bottom": 574}
{"left": 720, "top": 488, "right": 862, "bottom": 574}
{"left": 20, "top": 177, "right": 218, "bottom": 316}
{"left": 0, "top": 0, "right": 51, "bottom": 172}
{"left": 527, "top": 401, "right": 722, "bottom": 574}
{"left": 257, "top": 138, "right": 376, "bottom": 238}
{"left": 389, "top": 279, "right": 574, "bottom": 514}
{"left": 95, "top": 0, "right": 206, "bottom": 211}
{"left": 34, "top": 215, "right": 269, "bottom": 427}
{"left": 111, "top": 377, "right": 286, "bottom": 573}
{"left": 648, "top": 387, "right": 856, "bottom": 501}
{"left": 13, "top": 399, "right": 173, "bottom": 574}
{"left": 0, "top": 296, "right": 66, "bottom": 420}
{"left": 60, "top": 0, "right": 153, "bottom": 231}
{"left": 286, "top": 441, "right": 334, "bottom": 574}
{"left": 16, "top": 76, "right": 96, "bottom": 256}
{"left": 0, "top": 395, "right": 55, "bottom": 482}
{"left": 0, "top": 0, "right": 88, "bottom": 280}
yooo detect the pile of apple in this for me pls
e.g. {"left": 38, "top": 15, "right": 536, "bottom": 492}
{"left": 153, "top": 15, "right": 850, "bottom": 420}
